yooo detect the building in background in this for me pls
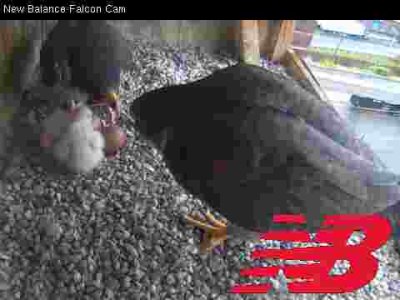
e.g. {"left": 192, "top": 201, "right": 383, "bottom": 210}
{"left": 316, "top": 20, "right": 366, "bottom": 38}
{"left": 360, "top": 20, "right": 400, "bottom": 44}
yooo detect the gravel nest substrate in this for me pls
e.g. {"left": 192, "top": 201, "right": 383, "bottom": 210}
{"left": 1, "top": 33, "right": 400, "bottom": 300}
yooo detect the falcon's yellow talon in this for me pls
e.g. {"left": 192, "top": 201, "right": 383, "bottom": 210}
{"left": 204, "top": 211, "right": 227, "bottom": 227}
{"left": 185, "top": 211, "right": 228, "bottom": 254}
{"left": 185, "top": 214, "right": 217, "bottom": 232}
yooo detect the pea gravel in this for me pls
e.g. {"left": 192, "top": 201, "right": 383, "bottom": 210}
{"left": 0, "top": 29, "right": 400, "bottom": 300}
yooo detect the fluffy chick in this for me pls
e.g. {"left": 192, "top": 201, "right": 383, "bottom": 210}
{"left": 41, "top": 104, "right": 105, "bottom": 173}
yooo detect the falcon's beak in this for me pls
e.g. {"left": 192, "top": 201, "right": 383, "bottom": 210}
{"left": 92, "top": 92, "right": 119, "bottom": 105}
{"left": 106, "top": 92, "right": 119, "bottom": 104}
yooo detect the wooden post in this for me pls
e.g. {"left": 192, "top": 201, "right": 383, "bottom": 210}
{"left": 0, "top": 21, "right": 46, "bottom": 94}
{"left": 261, "top": 20, "right": 295, "bottom": 62}
{"left": 258, "top": 20, "right": 270, "bottom": 55}
{"left": 239, "top": 20, "right": 260, "bottom": 66}
{"left": 0, "top": 26, "right": 18, "bottom": 94}
{"left": 0, "top": 26, "right": 16, "bottom": 56}
{"left": 282, "top": 48, "right": 330, "bottom": 102}
{"left": 257, "top": 20, "right": 328, "bottom": 102}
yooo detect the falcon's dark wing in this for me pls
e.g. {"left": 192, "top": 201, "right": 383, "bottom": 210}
{"left": 130, "top": 63, "right": 400, "bottom": 233}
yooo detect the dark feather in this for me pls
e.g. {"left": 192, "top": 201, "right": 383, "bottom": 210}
{"left": 130, "top": 63, "right": 400, "bottom": 233}
{"left": 40, "top": 20, "right": 132, "bottom": 96}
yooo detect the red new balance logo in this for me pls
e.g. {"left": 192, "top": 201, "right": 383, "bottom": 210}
{"left": 230, "top": 214, "right": 392, "bottom": 294}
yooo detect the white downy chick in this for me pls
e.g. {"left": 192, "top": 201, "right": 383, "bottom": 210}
{"left": 41, "top": 104, "right": 105, "bottom": 173}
